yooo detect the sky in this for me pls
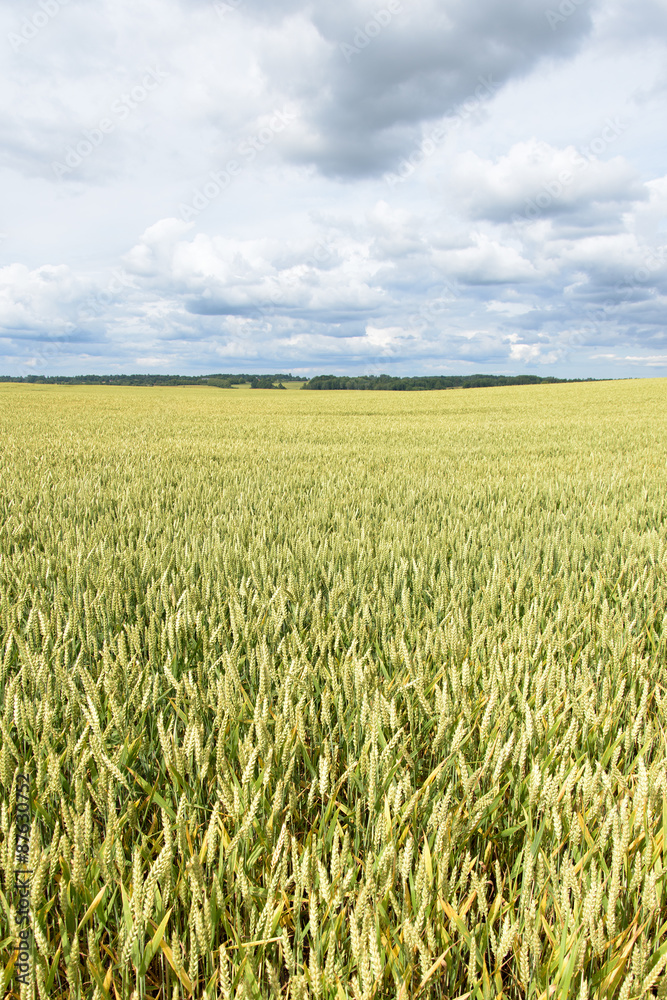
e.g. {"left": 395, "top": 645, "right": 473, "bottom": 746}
{"left": 1, "top": 0, "right": 666, "bottom": 378}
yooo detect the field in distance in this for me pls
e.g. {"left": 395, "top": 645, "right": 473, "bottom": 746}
{"left": 0, "top": 380, "right": 666, "bottom": 999}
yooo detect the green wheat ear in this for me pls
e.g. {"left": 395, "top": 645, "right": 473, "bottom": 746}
{"left": 0, "top": 379, "right": 665, "bottom": 999}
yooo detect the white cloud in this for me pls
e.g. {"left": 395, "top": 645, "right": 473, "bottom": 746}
{"left": 486, "top": 300, "right": 533, "bottom": 316}
{"left": 508, "top": 340, "right": 561, "bottom": 364}
{"left": 134, "top": 356, "right": 171, "bottom": 366}
{"left": 0, "top": 263, "right": 88, "bottom": 332}
{"left": 1, "top": 0, "right": 667, "bottom": 376}
{"left": 452, "top": 139, "right": 645, "bottom": 224}
{"left": 437, "top": 234, "right": 538, "bottom": 284}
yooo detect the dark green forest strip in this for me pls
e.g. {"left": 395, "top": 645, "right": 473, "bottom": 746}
{"left": 0, "top": 373, "right": 607, "bottom": 389}
{"left": 301, "top": 374, "right": 604, "bottom": 390}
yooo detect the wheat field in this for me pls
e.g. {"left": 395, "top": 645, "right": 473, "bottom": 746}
{"left": 1, "top": 380, "right": 666, "bottom": 1000}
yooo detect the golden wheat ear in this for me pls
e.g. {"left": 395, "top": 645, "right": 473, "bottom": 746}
{"left": 0, "top": 380, "right": 664, "bottom": 999}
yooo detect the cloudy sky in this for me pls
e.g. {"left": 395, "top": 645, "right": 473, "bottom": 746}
{"left": 1, "top": 0, "right": 666, "bottom": 377}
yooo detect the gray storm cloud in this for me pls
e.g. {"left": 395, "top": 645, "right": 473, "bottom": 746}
{"left": 0, "top": 0, "right": 666, "bottom": 376}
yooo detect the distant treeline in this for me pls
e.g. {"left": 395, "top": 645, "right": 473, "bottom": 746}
{"left": 302, "top": 374, "right": 598, "bottom": 391}
{"left": 0, "top": 373, "right": 299, "bottom": 386}
{"left": 0, "top": 372, "right": 602, "bottom": 390}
